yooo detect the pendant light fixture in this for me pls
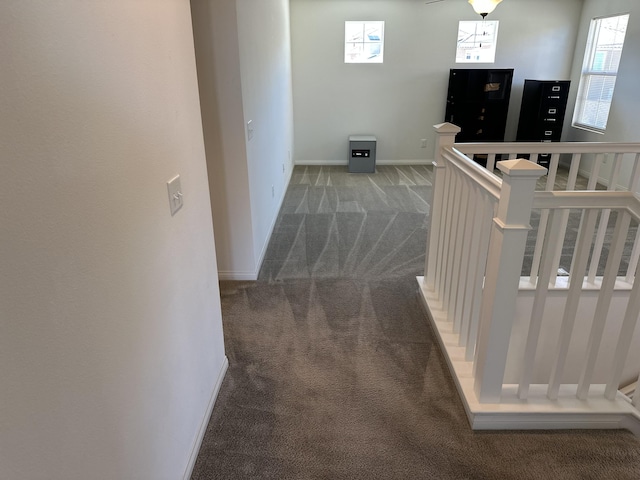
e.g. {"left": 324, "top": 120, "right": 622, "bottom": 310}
{"left": 468, "top": 0, "right": 503, "bottom": 19}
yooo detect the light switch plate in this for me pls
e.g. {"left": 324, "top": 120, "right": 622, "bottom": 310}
{"left": 247, "top": 120, "right": 254, "bottom": 141}
{"left": 167, "top": 175, "right": 183, "bottom": 216}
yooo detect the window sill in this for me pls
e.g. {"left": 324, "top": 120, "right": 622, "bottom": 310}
{"left": 571, "top": 123, "right": 606, "bottom": 135}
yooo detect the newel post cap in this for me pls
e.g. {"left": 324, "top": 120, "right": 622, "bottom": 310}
{"left": 433, "top": 122, "right": 462, "bottom": 134}
{"left": 497, "top": 158, "right": 548, "bottom": 178}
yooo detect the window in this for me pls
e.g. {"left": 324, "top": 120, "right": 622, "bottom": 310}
{"left": 345, "top": 21, "right": 384, "bottom": 63}
{"left": 573, "top": 14, "right": 629, "bottom": 132}
{"left": 456, "top": 21, "right": 499, "bottom": 63}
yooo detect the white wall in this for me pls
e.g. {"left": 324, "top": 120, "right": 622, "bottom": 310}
{"left": 192, "top": 0, "right": 294, "bottom": 280}
{"left": 0, "top": 2, "right": 226, "bottom": 479}
{"left": 563, "top": 0, "right": 640, "bottom": 185}
{"left": 508, "top": 290, "right": 640, "bottom": 387}
{"left": 290, "top": 0, "right": 583, "bottom": 164}
{"left": 565, "top": 0, "right": 640, "bottom": 144}
{"left": 191, "top": 0, "right": 257, "bottom": 279}
{"left": 237, "top": 0, "right": 295, "bottom": 266}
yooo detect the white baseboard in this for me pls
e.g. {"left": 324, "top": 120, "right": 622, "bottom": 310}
{"left": 253, "top": 166, "right": 293, "bottom": 275}
{"left": 295, "top": 159, "right": 432, "bottom": 166}
{"left": 216, "top": 166, "right": 294, "bottom": 282}
{"left": 578, "top": 167, "right": 629, "bottom": 191}
{"left": 217, "top": 271, "right": 258, "bottom": 281}
{"left": 182, "top": 356, "right": 229, "bottom": 480}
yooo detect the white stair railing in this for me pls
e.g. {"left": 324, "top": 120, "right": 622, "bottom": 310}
{"left": 420, "top": 123, "right": 640, "bottom": 434}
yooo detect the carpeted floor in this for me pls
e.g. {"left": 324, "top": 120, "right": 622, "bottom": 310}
{"left": 191, "top": 165, "right": 640, "bottom": 480}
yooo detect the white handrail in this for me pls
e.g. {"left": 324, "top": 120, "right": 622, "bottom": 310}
{"left": 533, "top": 191, "right": 640, "bottom": 219}
{"left": 442, "top": 147, "right": 502, "bottom": 199}
{"left": 455, "top": 142, "right": 640, "bottom": 155}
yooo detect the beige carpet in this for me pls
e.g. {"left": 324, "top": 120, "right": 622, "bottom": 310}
{"left": 191, "top": 166, "right": 640, "bottom": 479}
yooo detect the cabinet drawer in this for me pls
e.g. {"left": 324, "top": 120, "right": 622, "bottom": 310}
{"left": 537, "top": 127, "right": 562, "bottom": 140}
{"left": 542, "top": 83, "right": 569, "bottom": 96}
{"left": 542, "top": 106, "right": 560, "bottom": 116}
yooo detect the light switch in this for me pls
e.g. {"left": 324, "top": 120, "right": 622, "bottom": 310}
{"left": 247, "top": 120, "right": 254, "bottom": 141}
{"left": 167, "top": 175, "right": 183, "bottom": 216}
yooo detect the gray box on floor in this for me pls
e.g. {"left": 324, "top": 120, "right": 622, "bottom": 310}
{"left": 348, "top": 135, "right": 376, "bottom": 173}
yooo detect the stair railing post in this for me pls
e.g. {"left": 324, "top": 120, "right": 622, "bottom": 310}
{"left": 425, "top": 123, "right": 461, "bottom": 291}
{"left": 473, "top": 159, "right": 547, "bottom": 403}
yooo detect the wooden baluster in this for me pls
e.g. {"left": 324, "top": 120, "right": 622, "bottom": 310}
{"left": 427, "top": 123, "right": 460, "bottom": 296}
{"left": 438, "top": 157, "right": 455, "bottom": 302}
{"left": 606, "top": 251, "right": 640, "bottom": 400}
{"left": 453, "top": 175, "right": 472, "bottom": 335}
{"left": 465, "top": 196, "right": 496, "bottom": 361}
{"left": 548, "top": 209, "right": 599, "bottom": 399}
{"left": 518, "top": 208, "right": 566, "bottom": 399}
{"left": 577, "top": 210, "right": 631, "bottom": 399}
{"left": 473, "top": 159, "right": 547, "bottom": 403}
{"left": 446, "top": 170, "right": 465, "bottom": 322}
{"left": 630, "top": 153, "right": 640, "bottom": 194}
{"left": 487, "top": 153, "right": 497, "bottom": 172}
{"left": 587, "top": 153, "right": 604, "bottom": 189}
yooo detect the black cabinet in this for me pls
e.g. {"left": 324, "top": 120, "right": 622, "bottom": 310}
{"left": 516, "top": 80, "right": 570, "bottom": 167}
{"left": 445, "top": 68, "right": 514, "bottom": 143}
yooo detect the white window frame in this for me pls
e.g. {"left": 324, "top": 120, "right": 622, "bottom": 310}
{"left": 344, "top": 21, "right": 384, "bottom": 64}
{"left": 572, "top": 13, "right": 629, "bottom": 133}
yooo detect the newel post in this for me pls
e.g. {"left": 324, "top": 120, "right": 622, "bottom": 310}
{"left": 425, "top": 123, "right": 461, "bottom": 290}
{"left": 473, "top": 159, "right": 547, "bottom": 403}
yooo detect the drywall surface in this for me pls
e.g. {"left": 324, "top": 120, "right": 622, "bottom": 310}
{"left": 236, "top": 0, "right": 295, "bottom": 267}
{"left": 508, "top": 289, "right": 640, "bottom": 388}
{"left": 192, "top": 0, "right": 294, "bottom": 279}
{"left": 0, "top": 1, "right": 226, "bottom": 479}
{"left": 290, "top": 0, "right": 582, "bottom": 164}
{"left": 563, "top": 0, "right": 640, "bottom": 185}
{"left": 565, "top": 0, "right": 640, "bottom": 144}
{"left": 191, "top": 0, "right": 257, "bottom": 279}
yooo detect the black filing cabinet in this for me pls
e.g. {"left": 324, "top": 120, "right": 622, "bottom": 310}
{"left": 516, "top": 80, "right": 570, "bottom": 167}
{"left": 445, "top": 68, "right": 514, "bottom": 143}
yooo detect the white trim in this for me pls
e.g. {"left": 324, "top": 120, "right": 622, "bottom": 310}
{"left": 416, "top": 277, "right": 640, "bottom": 436}
{"left": 252, "top": 166, "right": 293, "bottom": 277}
{"left": 182, "top": 356, "right": 229, "bottom": 480}
{"left": 217, "top": 167, "right": 294, "bottom": 282}
{"left": 218, "top": 270, "right": 258, "bottom": 281}
{"left": 295, "top": 159, "right": 432, "bottom": 166}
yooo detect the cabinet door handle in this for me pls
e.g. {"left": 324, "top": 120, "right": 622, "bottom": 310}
{"left": 548, "top": 108, "right": 557, "bottom": 114}
{"left": 552, "top": 86, "right": 561, "bottom": 92}
{"left": 545, "top": 131, "right": 553, "bottom": 136}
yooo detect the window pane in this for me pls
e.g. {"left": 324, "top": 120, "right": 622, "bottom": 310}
{"left": 345, "top": 42, "right": 363, "bottom": 62}
{"left": 345, "top": 21, "right": 384, "bottom": 63}
{"left": 364, "top": 23, "right": 383, "bottom": 42}
{"left": 577, "top": 75, "right": 617, "bottom": 129}
{"left": 573, "top": 14, "right": 628, "bottom": 131}
{"left": 345, "top": 23, "right": 364, "bottom": 43}
{"left": 590, "top": 15, "right": 628, "bottom": 72}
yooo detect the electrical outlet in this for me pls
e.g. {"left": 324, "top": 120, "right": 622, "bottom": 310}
{"left": 421, "top": 139, "right": 428, "bottom": 148}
